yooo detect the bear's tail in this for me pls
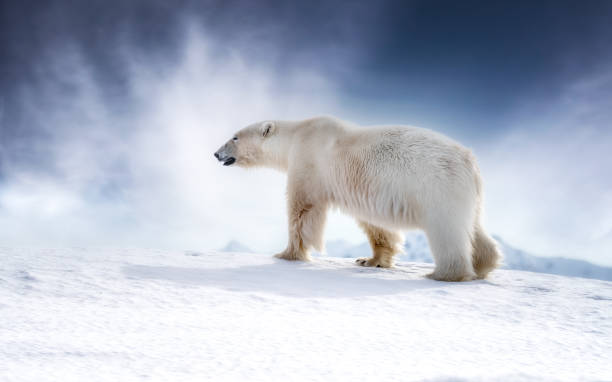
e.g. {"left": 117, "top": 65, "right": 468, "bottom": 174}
{"left": 471, "top": 222, "right": 502, "bottom": 279}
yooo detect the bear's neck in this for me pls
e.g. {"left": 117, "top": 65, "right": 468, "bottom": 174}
{"left": 261, "top": 120, "right": 298, "bottom": 172}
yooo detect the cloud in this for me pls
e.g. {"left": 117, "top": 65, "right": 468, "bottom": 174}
{"left": 479, "top": 71, "right": 612, "bottom": 265}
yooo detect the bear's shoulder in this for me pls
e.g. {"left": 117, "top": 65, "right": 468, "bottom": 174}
{"left": 298, "top": 115, "right": 344, "bottom": 127}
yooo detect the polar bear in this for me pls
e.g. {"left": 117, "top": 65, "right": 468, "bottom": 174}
{"left": 214, "top": 116, "right": 501, "bottom": 281}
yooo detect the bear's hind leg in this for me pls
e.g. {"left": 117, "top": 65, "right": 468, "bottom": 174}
{"left": 355, "top": 221, "right": 404, "bottom": 268}
{"left": 425, "top": 223, "right": 476, "bottom": 282}
{"left": 471, "top": 223, "right": 501, "bottom": 279}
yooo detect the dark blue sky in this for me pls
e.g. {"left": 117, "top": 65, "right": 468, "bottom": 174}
{"left": 2, "top": 0, "right": 612, "bottom": 140}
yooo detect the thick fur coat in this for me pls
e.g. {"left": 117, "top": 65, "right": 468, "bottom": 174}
{"left": 215, "top": 116, "right": 501, "bottom": 281}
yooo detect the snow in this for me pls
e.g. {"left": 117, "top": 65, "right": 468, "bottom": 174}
{"left": 2, "top": 248, "right": 611, "bottom": 381}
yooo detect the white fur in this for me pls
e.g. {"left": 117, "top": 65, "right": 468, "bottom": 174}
{"left": 215, "top": 116, "right": 501, "bottom": 281}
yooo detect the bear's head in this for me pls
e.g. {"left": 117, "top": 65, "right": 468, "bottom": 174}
{"left": 214, "top": 121, "right": 278, "bottom": 168}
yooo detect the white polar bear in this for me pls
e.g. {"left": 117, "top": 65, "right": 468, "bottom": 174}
{"left": 214, "top": 116, "right": 501, "bottom": 281}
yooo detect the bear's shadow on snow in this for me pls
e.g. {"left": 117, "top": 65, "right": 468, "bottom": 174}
{"left": 123, "top": 258, "right": 456, "bottom": 298}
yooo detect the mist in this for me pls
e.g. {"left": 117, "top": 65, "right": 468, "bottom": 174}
{"left": 481, "top": 70, "right": 612, "bottom": 264}
{"left": 0, "top": 21, "right": 349, "bottom": 252}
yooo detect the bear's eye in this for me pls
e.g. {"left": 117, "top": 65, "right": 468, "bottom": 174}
{"left": 232, "top": 136, "right": 238, "bottom": 141}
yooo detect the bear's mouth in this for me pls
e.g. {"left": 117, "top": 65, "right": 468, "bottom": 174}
{"left": 223, "top": 157, "right": 236, "bottom": 166}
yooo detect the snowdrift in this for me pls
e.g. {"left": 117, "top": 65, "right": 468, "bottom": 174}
{"left": 2, "top": 248, "right": 611, "bottom": 381}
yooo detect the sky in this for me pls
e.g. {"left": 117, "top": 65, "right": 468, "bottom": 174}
{"left": 1, "top": 0, "right": 611, "bottom": 265}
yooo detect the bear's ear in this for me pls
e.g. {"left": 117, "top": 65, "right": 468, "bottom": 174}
{"left": 261, "top": 121, "right": 276, "bottom": 137}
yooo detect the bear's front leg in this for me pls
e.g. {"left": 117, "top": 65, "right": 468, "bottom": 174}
{"left": 274, "top": 182, "right": 327, "bottom": 262}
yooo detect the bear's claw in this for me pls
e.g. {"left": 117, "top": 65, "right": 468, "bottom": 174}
{"left": 355, "top": 257, "right": 391, "bottom": 268}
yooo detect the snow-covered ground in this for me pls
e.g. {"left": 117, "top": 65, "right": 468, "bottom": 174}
{"left": 2, "top": 248, "right": 611, "bottom": 381}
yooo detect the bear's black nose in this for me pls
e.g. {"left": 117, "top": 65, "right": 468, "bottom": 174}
{"left": 214, "top": 152, "right": 220, "bottom": 159}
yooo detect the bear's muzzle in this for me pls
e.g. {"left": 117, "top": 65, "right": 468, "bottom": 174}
{"left": 214, "top": 150, "right": 236, "bottom": 166}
